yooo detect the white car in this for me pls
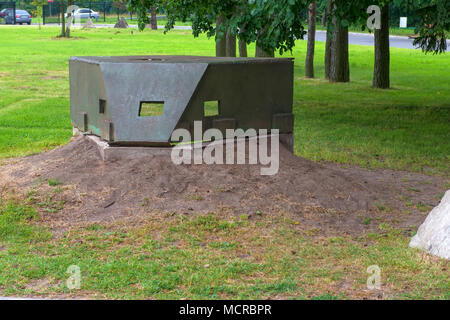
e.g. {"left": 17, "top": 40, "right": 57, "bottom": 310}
{"left": 65, "top": 8, "right": 100, "bottom": 21}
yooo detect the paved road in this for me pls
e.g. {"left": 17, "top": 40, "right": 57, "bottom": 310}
{"left": 313, "top": 30, "right": 434, "bottom": 50}
{"left": 2, "top": 23, "right": 449, "bottom": 50}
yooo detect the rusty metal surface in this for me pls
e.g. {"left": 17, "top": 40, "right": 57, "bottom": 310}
{"left": 69, "top": 55, "right": 294, "bottom": 146}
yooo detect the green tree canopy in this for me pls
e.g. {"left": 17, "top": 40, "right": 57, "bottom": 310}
{"left": 128, "top": 0, "right": 448, "bottom": 54}
{"left": 127, "top": 0, "right": 310, "bottom": 55}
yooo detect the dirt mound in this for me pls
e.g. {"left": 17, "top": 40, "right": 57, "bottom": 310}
{"left": 0, "top": 136, "right": 447, "bottom": 235}
{"left": 114, "top": 17, "right": 128, "bottom": 29}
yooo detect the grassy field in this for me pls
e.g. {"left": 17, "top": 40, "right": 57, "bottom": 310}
{"left": 0, "top": 199, "right": 448, "bottom": 299}
{"left": 0, "top": 26, "right": 449, "bottom": 299}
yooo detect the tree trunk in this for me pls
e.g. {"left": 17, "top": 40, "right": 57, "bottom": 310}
{"left": 65, "top": 0, "right": 74, "bottom": 38}
{"left": 237, "top": 14, "right": 247, "bottom": 57}
{"left": 66, "top": 17, "right": 71, "bottom": 38}
{"left": 239, "top": 38, "right": 247, "bottom": 57}
{"left": 305, "top": 1, "right": 316, "bottom": 78}
{"left": 330, "top": 17, "right": 349, "bottom": 82}
{"left": 150, "top": 7, "right": 157, "bottom": 30}
{"left": 324, "top": 0, "right": 332, "bottom": 79}
{"left": 37, "top": 6, "right": 42, "bottom": 30}
{"left": 215, "top": 15, "right": 227, "bottom": 57}
{"left": 255, "top": 45, "right": 274, "bottom": 57}
{"left": 226, "top": 28, "right": 236, "bottom": 57}
{"left": 373, "top": 4, "right": 390, "bottom": 89}
{"left": 60, "top": 0, "right": 65, "bottom": 37}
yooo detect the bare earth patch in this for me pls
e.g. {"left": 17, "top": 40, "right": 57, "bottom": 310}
{"left": 0, "top": 136, "right": 447, "bottom": 237}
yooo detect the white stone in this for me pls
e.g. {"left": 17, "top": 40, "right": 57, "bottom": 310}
{"left": 410, "top": 190, "right": 450, "bottom": 260}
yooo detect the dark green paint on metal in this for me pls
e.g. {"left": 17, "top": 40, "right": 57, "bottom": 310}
{"left": 69, "top": 55, "right": 295, "bottom": 147}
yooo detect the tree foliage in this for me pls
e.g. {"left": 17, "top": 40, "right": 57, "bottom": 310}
{"left": 128, "top": 0, "right": 309, "bottom": 55}
{"left": 411, "top": 0, "right": 449, "bottom": 53}
{"left": 128, "top": 0, "right": 448, "bottom": 54}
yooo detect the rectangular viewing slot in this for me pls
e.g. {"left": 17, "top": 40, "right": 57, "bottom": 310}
{"left": 204, "top": 100, "right": 220, "bottom": 117}
{"left": 139, "top": 101, "right": 165, "bottom": 117}
{"left": 99, "top": 99, "right": 106, "bottom": 114}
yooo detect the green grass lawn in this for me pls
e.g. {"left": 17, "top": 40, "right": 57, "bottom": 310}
{"left": 0, "top": 26, "right": 449, "bottom": 299}
{"left": 0, "top": 200, "right": 448, "bottom": 299}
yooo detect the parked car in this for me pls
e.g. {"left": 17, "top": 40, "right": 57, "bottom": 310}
{"left": 2, "top": 9, "right": 32, "bottom": 24}
{"left": 65, "top": 8, "right": 100, "bottom": 22}
{"left": 0, "top": 8, "right": 13, "bottom": 18}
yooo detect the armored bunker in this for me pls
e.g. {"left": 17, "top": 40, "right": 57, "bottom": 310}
{"left": 69, "top": 55, "right": 294, "bottom": 150}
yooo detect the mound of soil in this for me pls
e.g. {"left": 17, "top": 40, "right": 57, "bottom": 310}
{"left": 114, "top": 17, "right": 128, "bottom": 29}
{"left": 0, "top": 136, "right": 447, "bottom": 236}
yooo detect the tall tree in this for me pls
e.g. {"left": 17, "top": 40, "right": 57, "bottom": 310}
{"left": 59, "top": 0, "right": 65, "bottom": 37}
{"left": 157, "top": 0, "right": 237, "bottom": 57}
{"left": 239, "top": 38, "right": 248, "bottom": 57}
{"left": 150, "top": 7, "right": 157, "bottom": 30}
{"left": 130, "top": 0, "right": 309, "bottom": 58}
{"left": 327, "top": 0, "right": 382, "bottom": 83}
{"left": 305, "top": 1, "right": 317, "bottom": 78}
{"left": 255, "top": 45, "right": 275, "bottom": 57}
{"left": 215, "top": 15, "right": 227, "bottom": 57}
{"left": 324, "top": 0, "right": 332, "bottom": 79}
{"left": 238, "top": 0, "right": 308, "bottom": 57}
{"left": 329, "top": 10, "right": 349, "bottom": 82}
{"left": 226, "top": 29, "right": 237, "bottom": 57}
{"left": 330, "top": 0, "right": 448, "bottom": 87}
{"left": 373, "top": 2, "right": 390, "bottom": 88}
{"left": 31, "top": 0, "right": 46, "bottom": 30}
{"left": 237, "top": 15, "right": 248, "bottom": 57}
{"left": 64, "top": 0, "right": 74, "bottom": 38}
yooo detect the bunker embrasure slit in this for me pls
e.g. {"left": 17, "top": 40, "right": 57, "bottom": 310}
{"left": 139, "top": 101, "right": 165, "bottom": 117}
{"left": 204, "top": 100, "right": 220, "bottom": 117}
{"left": 99, "top": 99, "right": 106, "bottom": 114}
